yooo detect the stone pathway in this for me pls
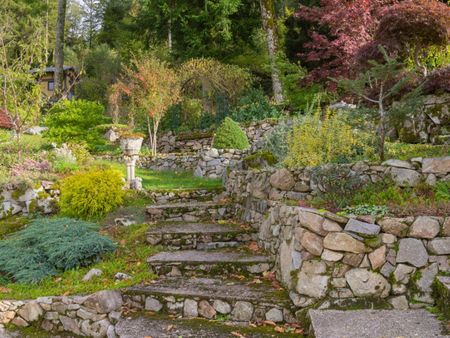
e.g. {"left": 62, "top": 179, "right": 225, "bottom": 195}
{"left": 308, "top": 309, "right": 449, "bottom": 338}
{"left": 115, "top": 315, "right": 300, "bottom": 338}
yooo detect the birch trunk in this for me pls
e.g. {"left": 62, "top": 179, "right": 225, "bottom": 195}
{"left": 259, "top": 0, "right": 284, "bottom": 104}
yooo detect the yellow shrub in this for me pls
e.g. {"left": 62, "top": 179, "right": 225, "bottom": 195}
{"left": 59, "top": 168, "right": 125, "bottom": 219}
{"left": 285, "top": 110, "right": 367, "bottom": 167}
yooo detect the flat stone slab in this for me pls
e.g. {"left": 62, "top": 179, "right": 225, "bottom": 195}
{"left": 115, "top": 315, "right": 299, "bottom": 338}
{"left": 147, "top": 222, "right": 252, "bottom": 235}
{"left": 309, "top": 309, "right": 449, "bottom": 338}
{"left": 147, "top": 201, "right": 225, "bottom": 211}
{"left": 147, "top": 250, "right": 272, "bottom": 265}
{"left": 126, "top": 277, "right": 289, "bottom": 305}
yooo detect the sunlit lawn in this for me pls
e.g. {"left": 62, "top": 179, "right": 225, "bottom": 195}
{"left": 104, "top": 160, "right": 223, "bottom": 191}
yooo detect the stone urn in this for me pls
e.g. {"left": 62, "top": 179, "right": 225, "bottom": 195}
{"left": 120, "top": 136, "right": 143, "bottom": 156}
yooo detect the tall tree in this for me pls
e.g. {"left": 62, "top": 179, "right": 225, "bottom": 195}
{"left": 260, "top": 0, "right": 284, "bottom": 103}
{"left": 55, "top": 0, "right": 68, "bottom": 94}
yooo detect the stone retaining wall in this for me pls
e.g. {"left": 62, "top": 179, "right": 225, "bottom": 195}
{"left": 226, "top": 157, "right": 450, "bottom": 218}
{"left": 224, "top": 156, "right": 450, "bottom": 313}
{"left": 259, "top": 205, "right": 449, "bottom": 312}
{"left": 0, "top": 181, "right": 58, "bottom": 219}
{"left": 147, "top": 189, "right": 222, "bottom": 204}
{"left": 194, "top": 148, "right": 248, "bottom": 178}
{"left": 0, "top": 290, "right": 123, "bottom": 337}
{"left": 158, "top": 120, "right": 277, "bottom": 153}
{"left": 97, "top": 148, "right": 247, "bottom": 179}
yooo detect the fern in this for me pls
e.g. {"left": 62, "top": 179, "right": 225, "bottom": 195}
{"left": 0, "top": 218, "right": 116, "bottom": 284}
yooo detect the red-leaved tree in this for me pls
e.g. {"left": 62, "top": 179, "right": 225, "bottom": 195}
{"left": 373, "top": 0, "right": 450, "bottom": 76}
{"left": 295, "top": 0, "right": 400, "bottom": 90}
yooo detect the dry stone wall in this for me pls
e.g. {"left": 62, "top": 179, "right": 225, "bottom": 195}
{"left": 224, "top": 156, "right": 450, "bottom": 312}
{"left": 226, "top": 157, "right": 450, "bottom": 220}
{"left": 157, "top": 120, "right": 277, "bottom": 153}
{"left": 194, "top": 148, "right": 248, "bottom": 178}
{"left": 259, "top": 205, "right": 449, "bottom": 311}
{"left": 0, "top": 181, "right": 58, "bottom": 219}
{"left": 0, "top": 290, "right": 123, "bottom": 337}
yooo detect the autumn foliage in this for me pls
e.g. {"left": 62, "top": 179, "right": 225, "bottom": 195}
{"left": 295, "top": 0, "right": 399, "bottom": 89}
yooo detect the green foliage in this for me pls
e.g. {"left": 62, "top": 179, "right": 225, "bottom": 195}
{"left": 76, "top": 44, "right": 121, "bottom": 105}
{"left": 67, "top": 142, "right": 92, "bottom": 165}
{"left": 285, "top": 110, "right": 371, "bottom": 168}
{"left": 435, "top": 181, "right": 450, "bottom": 202}
{"left": 213, "top": 117, "right": 250, "bottom": 150}
{"left": 311, "top": 164, "right": 366, "bottom": 209}
{"left": 384, "top": 143, "right": 449, "bottom": 161}
{"left": 59, "top": 168, "right": 125, "bottom": 220}
{"left": 230, "top": 88, "right": 281, "bottom": 122}
{"left": 0, "top": 218, "right": 116, "bottom": 284}
{"left": 341, "top": 205, "right": 389, "bottom": 218}
{"left": 44, "top": 99, "right": 110, "bottom": 150}
{"left": 243, "top": 151, "right": 278, "bottom": 169}
{"left": 261, "top": 119, "right": 292, "bottom": 163}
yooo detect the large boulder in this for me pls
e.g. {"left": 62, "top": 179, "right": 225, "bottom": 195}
{"left": 390, "top": 168, "right": 421, "bottom": 187}
{"left": 422, "top": 157, "right": 450, "bottom": 175}
{"left": 83, "top": 290, "right": 123, "bottom": 314}
{"left": 396, "top": 238, "right": 429, "bottom": 268}
{"left": 409, "top": 216, "right": 440, "bottom": 239}
{"left": 323, "top": 233, "right": 366, "bottom": 254}
{"left": 345, "top": 269, "right": 391, "bottom": 298}
{"left": 296, "top": 261, "right": 329, "bottom": 299}
{"left": 269, "top": 169, "right": 295, "bottom": 191}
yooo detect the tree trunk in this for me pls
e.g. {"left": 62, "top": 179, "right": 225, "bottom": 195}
{"left": 168, "top": 18, "right": 173, "bottom": 53}
{"left": 377, "top": 86, "right": 386, "bottom": 162}
{"left": 259, "top": 0, "right": 284, "bottom": 104}
{"left": 54, "top": 0, "right": 67, "bottom": 95}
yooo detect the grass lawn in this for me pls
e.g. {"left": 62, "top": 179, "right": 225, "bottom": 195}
{"left": 101, "top": 160, "right": 223, "bottom": 191}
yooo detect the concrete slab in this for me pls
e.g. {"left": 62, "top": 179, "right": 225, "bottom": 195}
{"left": 309, "top": 309, "right": 449, "bottom": 338}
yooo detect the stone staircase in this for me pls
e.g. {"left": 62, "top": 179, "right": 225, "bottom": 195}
{"left": 119, "top": 190, "right": 296, "bottom": 333}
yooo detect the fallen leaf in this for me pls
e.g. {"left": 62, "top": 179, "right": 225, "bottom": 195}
{"left": 275, "top": 326, "right": 285, "bottom": 333}
{"left": 0, "top": 287, "right": 11, "bottom": 293}
{"left": 231, "top": 332, "right": 246, "bottom": 338}
{"left": 262, "top": 320, "right": 276, "bottom": 326}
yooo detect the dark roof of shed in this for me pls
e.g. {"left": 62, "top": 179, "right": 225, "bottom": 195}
{"left": 29, "top": 66, "right": 75, "bottom": 74}
{"left": 0, "top": 108, "right": 13, "bottom": 129}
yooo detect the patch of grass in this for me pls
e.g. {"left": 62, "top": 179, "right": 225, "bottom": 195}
{"left": 384, "top": 142, "right": 449, "bottom": 161}
{"left": 100, "top": 160, "right": 223, "bottom": 191}
{"left": 0, "top": 216, "right": 29, "bottom": 239}
{"left": 0, "top": 222, "right": 160, "bottom": 300}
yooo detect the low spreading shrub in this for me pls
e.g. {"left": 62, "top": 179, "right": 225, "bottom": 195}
{"left": 285, "top": 110, "right": 372, "bottom": 168}
{"left": 59, "top": 168, "right": 125, "bottom": 219}
{"left": 0, "top": 218, "right": 116, "bottom": 284}
{"left": 213, "top": 117, "right": 250, "bottom": 150}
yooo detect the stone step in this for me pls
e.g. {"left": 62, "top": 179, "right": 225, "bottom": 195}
{"left": 146, "top": 201, "right": 231, "bottom": 222}
{"left": 115, "top": 315, "right": 301, "bottom": 338}
{"left": 123, "top": 277, "right": 292, "bottom": 323}
{"left": 146, "top": 222, "right": 256, "bottom": 250}
{"left": 308, "top": 309, "right": 448, "bottom": 338}
{"left": 147, "top": 250, "right": 273, "bottom": 277}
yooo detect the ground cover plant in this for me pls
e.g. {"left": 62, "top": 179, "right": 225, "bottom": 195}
{"left": 0, "top": 218, "right": 116, "bottom": 284}
{"left": 306, "top": 172, "right": 450, "bottom": 217}
{"left": 0, "top": 211, "right": 159, "bottom": 300}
